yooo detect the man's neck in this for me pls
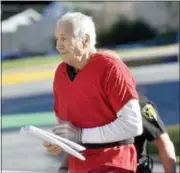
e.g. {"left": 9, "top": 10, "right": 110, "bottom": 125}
{"left": 73, "top": 50, "right": 96, "bottom": 71}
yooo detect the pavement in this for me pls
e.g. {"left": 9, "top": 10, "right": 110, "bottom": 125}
{"left": 2, "top": 128, "right": 63, "bottom": 172}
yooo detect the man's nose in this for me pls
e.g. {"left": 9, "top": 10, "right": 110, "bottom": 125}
{"left": 56, "top": 45, "right": 59, "bottom": 51}
{"left": 56, "top": 42, "right": 64, "bottom": 49}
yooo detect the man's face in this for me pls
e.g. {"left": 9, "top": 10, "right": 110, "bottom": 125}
{"left": 55, "top": 21, "right": 86, "bottom": 65}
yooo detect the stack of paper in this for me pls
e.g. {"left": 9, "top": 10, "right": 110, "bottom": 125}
{"left": 20, "top": 125, "right": 86, "bottom": 161}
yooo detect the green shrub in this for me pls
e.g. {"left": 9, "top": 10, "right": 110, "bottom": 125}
{"left": 97, "top": 16, "right": 158, "bottom": 47}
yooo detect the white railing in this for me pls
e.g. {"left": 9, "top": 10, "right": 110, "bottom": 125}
{"left": 131, "top": 62, "right": 179, "bottom": 85}
{"left": 120, "top": 43, "right": 179, "bottom": 61}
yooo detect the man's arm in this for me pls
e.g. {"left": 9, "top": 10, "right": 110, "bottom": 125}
{"left": 153, "top": 133, "right": 176, "bottom": 173}
{"left": 82, "top": 99, "right": 142, "bottom": 143}
{"left": 53, "top": 99, "right": 142, "bottom": 144}
{"left": 140, "top": 101, "right": 176, "bottom": 173}
{"left": 81, "top": 57, "right": 142, "bottom": 143}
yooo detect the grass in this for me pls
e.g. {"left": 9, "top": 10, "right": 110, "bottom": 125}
{"left": 2, "top": 55, "right": 61, "bottom": 71}
{"left": 148, "top": 125, "right": 180, "bottom": 157}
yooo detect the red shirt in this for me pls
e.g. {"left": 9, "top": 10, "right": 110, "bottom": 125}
{"left": 53, "top": 51, "right": 138, "bottom": 173}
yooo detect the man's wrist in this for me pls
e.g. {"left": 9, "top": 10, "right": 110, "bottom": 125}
{"left": 59, "top": 166, "right": 68, "bottom": 171}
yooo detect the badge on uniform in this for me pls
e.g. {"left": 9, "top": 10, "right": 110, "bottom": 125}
{"left": 142, "top": 104, "right": 158, "bottom": 121}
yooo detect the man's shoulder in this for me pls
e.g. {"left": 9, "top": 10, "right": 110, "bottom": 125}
{"left": 55, "top": 62, "right": 66, "bottom": 74}
{"left": 94, "top": 50, "right": 123, "bottom": 68}
{"left": 53, "top": 62, "right": 66, "bottom": 82}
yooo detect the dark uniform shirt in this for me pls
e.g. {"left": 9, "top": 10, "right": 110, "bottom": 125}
{"left": 135, "top": 92, "right": 167, "bottom": 161}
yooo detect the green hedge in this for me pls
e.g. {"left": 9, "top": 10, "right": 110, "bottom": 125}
{"left": 97, "top": 16, "right": 158, "bottom": 47}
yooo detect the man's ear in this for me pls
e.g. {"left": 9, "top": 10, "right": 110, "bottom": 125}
{"left": 83, "top": 34, "right": 90, "bottom": 48}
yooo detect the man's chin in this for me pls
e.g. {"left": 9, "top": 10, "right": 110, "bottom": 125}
{"left": 60, "top": 52, "right": 68, "bottom": 55}
{"left": 60, "top": 53, "right": 68, "bottom": 59}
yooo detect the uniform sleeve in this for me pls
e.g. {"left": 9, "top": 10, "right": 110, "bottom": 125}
{"left": 141, "top": 103, "right": 166, "bottom": 142}
{"left": 103, "top": 58, "right": 138, "bottom": 112}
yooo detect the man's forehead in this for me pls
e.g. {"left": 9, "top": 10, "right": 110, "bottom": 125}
{"left": 55, "top": 20, "right": 74, "bottom": 36}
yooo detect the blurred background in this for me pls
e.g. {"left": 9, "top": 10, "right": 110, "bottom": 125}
{"left": 1, "top": 1, "right": 179, "bottom": 172}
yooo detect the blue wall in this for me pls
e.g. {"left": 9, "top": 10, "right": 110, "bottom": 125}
{"left": 138, "top": 80, "right": 179, "bottom": 125}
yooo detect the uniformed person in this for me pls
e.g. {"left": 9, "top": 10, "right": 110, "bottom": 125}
{"left": 135, "top": 92, "right": 176, "bottom": 173}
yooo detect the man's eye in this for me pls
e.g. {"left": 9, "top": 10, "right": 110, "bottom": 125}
{"left": 61, "top": 38, "right": 67, "bottom": 41}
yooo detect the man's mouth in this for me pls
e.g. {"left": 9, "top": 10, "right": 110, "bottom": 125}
{"left": 58, "top": 49, "right": 66, "bottom": 54}
{"left": 60, "top": 52, "right": 68, "bottom": 55}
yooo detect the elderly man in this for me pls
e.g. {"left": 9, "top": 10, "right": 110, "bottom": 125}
{"left": 43, "top": 12, "right": 143, "bottom": 173}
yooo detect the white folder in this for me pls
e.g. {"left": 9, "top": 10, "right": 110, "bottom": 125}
{"left": 20, "top": 125, "right": 86, "bottom": 161}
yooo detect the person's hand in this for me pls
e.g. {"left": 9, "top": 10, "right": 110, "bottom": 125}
{"left": 43, "top": 141, "right": 63, "bottom": 155}
{"left": 53, "top": 121, "right": 82, "bottom": 143}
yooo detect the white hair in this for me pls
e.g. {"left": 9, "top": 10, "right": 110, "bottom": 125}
{"left": 58, "top": 12, "right": 96, "bottom": 50}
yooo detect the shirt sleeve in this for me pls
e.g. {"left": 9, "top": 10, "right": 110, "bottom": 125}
{"left": 102, "top": 58, "right": 138, "bottom": 112}
{"left": 142, "top": 103, "right": 167, "bottom": 142}
{"left": 81, "top": 57, "right": 143, "bottom": 143}
{"left": 82, "top": 99, "right": 143, "bottom": 143}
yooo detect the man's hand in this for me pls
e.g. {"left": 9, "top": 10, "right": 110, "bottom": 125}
{"left": 52, "top": 121, "right": 82, "bottom": 143}
{"left": 43, "top": 141, "right": 63, "bottom": 155}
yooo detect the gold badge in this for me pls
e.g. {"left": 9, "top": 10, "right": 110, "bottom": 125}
{"left": 142, "top": 104, "right": 157, "bottom": 121}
